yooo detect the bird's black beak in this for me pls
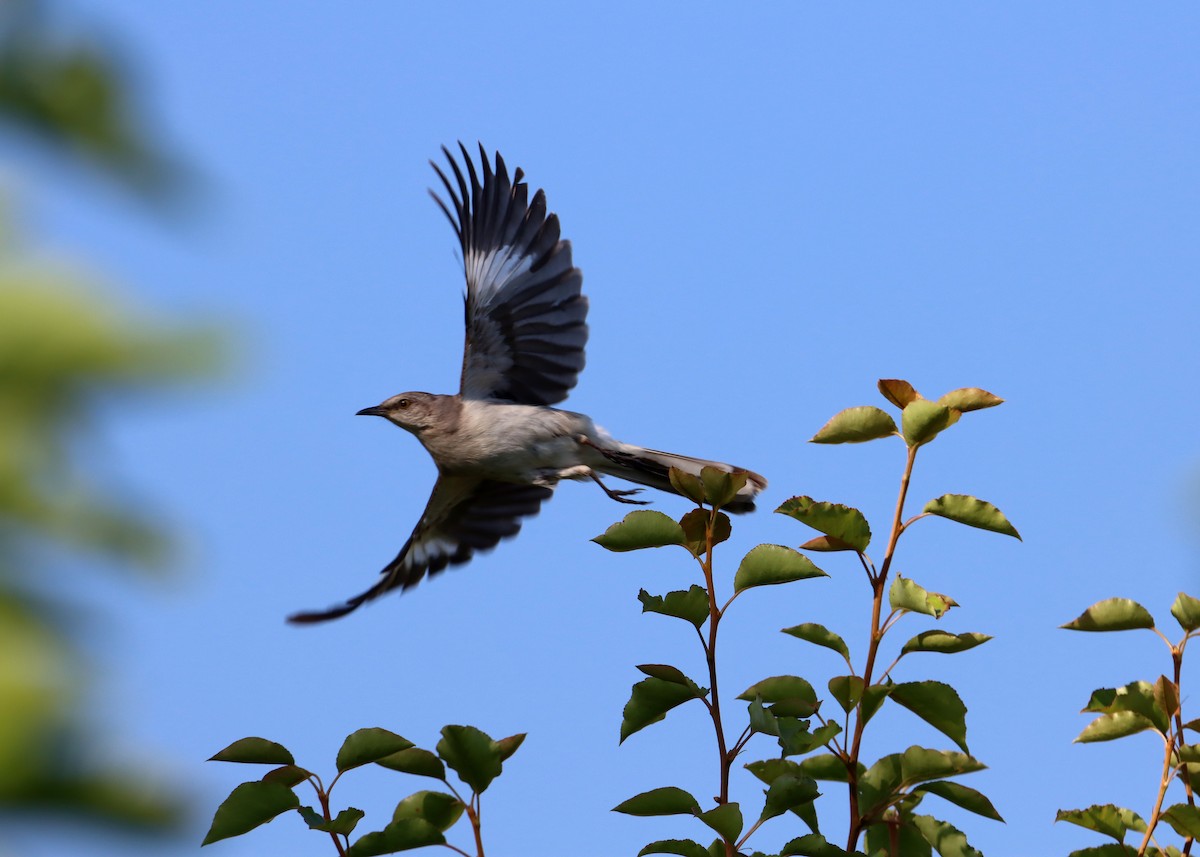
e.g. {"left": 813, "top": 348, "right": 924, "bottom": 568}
{"left": 356, "top": 405, "right": 387, "bottom": 417}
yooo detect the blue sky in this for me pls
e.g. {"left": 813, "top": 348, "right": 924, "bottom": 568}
{"left": 10, "top": 3, "right": 1200, "bottom": 855}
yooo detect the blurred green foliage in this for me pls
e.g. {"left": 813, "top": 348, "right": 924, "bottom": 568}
{"left": 0, "top": 0, "right": 180, "bottom": 199}
{"left": 0, "top": 0, "right": 220, "bottom": 841}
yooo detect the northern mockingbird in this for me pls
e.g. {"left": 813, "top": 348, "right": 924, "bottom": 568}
{"left": 289, "top": 144, "right": 765, "bottom": 623}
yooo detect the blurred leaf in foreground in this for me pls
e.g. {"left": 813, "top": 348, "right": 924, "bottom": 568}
{"left": 0, "top": 0, "right": 222, "bottom": 841}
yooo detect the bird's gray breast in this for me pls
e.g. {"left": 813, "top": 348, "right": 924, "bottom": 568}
{"left": 426, "top": 400, "right": 592, "bottom": 480}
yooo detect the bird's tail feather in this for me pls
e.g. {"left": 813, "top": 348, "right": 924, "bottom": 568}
{"left": 592, "top": 443, "right": 766, "bottom": 513}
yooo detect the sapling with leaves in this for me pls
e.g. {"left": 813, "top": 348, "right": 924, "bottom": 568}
{"left": 776, "top": 379, "right": 1018, "bottom": 856}
{"left": 594, "top": 466, "right": 829, "bottom": 857}
{"left": 595, "top": 379, "right": 1019, "bottom": 857}
{"left": 1057, "top": 593, "right": 1200, "bottom": 856}
{"left": 203, "top": 725, "right": 523, "bottom": 856}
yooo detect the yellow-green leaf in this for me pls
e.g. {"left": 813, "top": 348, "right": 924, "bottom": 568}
{"left": 811, "top": 406, "right": 898, "bottom": 444}
{"left": 923, "top": 494, "right": 1020, "bottom": 540}
{"left": 1062, "top": 599, "right": 1155, "bottom": 632}
{"left": 901, "top": 399, "right": 952, "bottom": 446}
{"left": 937, "top": 387, "right": 1004, "bottom": 412}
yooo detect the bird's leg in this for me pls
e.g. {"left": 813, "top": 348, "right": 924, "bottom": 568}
{"left": 588, "top": 472, "right": 649, "bottom": 505}
{"left": 574, "top": 436, "right": 648, "bottom": 504}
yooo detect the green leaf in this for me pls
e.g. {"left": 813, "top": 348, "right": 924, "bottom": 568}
{"left": 937, "top": 388, "right": 1003, "bottom": 412}
{"left": 922, "top": 494, "right": 1020, "bottom": 540}
{"left": 910, "top": 814, "right": 983, "bottom": 857}
{"left": 761, "top": 775, "right": 820, "bottom": 821}
{"left": 879, "top": 379, "right": 922, "bottom": 408}
{"left": 208, "top": 737, "right": 295, "bottom": 766}
{"left": 697, "top": 802, "right": 742, "bottom": 841}
{"left": 1171, "top": 592, "right": 1200, "bottom": 633}
{"left": 746, "top": 757, "right": 807, "bottom": 785}
{"left": 738, "top": 675, "right": 819, "bottom": 714}
{"left": 337, "top": 728, "right": 414, "bottom": 773}
{"left": 775, "top": 497, "right": 872, "bottom": 551}
{"left": 865, "top": 820, "right": 932, "bottom": 857}
{"left": 1160, "top": 803, "right": 1200, "bottom": 838}
{"left": 327, "top": 807, "right": 366, "bottom": 835}
{"left": 391, "top": 790, "right": 464, "bottom": 832}
{"left": 1075, "top": 711, "right": 1157, "bottom": 743}
{"left": 298, "top": 805, "right": 325, "bottom": 828}
{"left": 860, "top": 747, "right": 984, "bottom": 814}
{"left": 749, "top": 761, "right": 826, "bottom": 834}
{"left": 593, "top": 510, "right": 686, "bottom": 551}
{"left": 299, "top": 806, "right": 365, "bottom": 835}
{"left": 783, "top": 623, "right": 852, "bottom": 664}
{"left": 345, "top": 819, "right": 446, "bottom": 856}
{"left": 890, "top": 576, "right": 957, "bottom": 619}
{"left": 495, "top": 733, "right": 525, "bottom": 762}
{"left": 734, "top": 544, "right": 827, "bottom": 593}
{"left": 376, "top": 747, "right": 445, "bottom": 780}
{"left": 747, "top": 696, "right": 778, "bottom": 736}
{"left": 780, "top": 833, "right": 855, "bottom": 856}
{"left": 890, "top": 681, "right": 969, "bottom": 753}
{"left": 668, "top": 468, "right": 707, "bottom": 505}
{"left": 436, "top": 725, "right": 502, "bottom": 793}
{"left": 900, "top": 631, "right": 991, "bottom": 656}
{"left": 914, "top": 781, "right": 1003, "bottom": 822}
{"left": 861, "top": 683, "right": 893, "bottom": 725}
{"left": 621, "top": 676, "right": 707, "bottom": 742}
{"left": 781, "top": 719, "right": 840, "bottom": 757}
{"left": 261, "top": 765, "right": 311, "bottom": 788}
{"left": 828, "top": 675, "right": 865, "bottom": 713}
{"left": 638, "top": 664, "right": 703, "bottom": 687}
{"left": 902, "top": 400, "right": 952, "bottom": 446}
{"left": 798, "top": 535, "right": 860, "bottom": 552}
{"left": 899, "top": 747, "right": 985, "bottom": 784}
{"left": 680, "top": 508, "right": 731, "bottom": 557}
{"left": 638, "top": 840, "right": 711, "bottom": 857}
{"left": 613, "top": 786, "right": 700, "bottom": 816}
{"left": 1062, "top": 598, "right": 1156, "bottom": 632}
{"left": 1055, "top": 804, "right": 1146, "bottom": 842}
{"left": 201, "top": 781, "right": 299, "bottom": 845}
{"left": 700, "top": 466, "right": 748, "bottom": 509}
{"left": 639, "top": 586, "right": 710, "bottom": 628}
{"left": 799, "top": 753, "right": 853, "bottom": 783}
{"left": 1178, "top": 743, "right": 1200, "bottom": 763}
{"left": 811, "top": 406, "right": 898, "bottom": 444}
{"left": 1084, "top": 681, "right": 1169, "bottom": 732}
{"left": 1064, "top": 847, "right": 1155, "bottom": 857}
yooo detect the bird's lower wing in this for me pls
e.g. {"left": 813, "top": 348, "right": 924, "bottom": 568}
{"left": 287, "top": 475, "right": 554, "bottom": 624}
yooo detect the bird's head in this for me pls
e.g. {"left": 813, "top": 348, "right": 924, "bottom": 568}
{"left": 357, "top": 392, "right": 444, "bottom": 435}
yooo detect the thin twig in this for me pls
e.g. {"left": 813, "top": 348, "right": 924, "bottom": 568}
{"left": 846, "top": 444, "right": 919, "bottom": 852}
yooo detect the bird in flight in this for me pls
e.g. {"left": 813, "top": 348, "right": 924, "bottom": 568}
{"left": 289, "top": 144, "right": 765, "bottom": 623}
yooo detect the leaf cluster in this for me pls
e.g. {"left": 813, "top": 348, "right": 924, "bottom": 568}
{"left": 1058, "top": 594, "right": 1200, "bottom": 856}
{"left": 204, "top": 725, "right": 523, "bottom": 855}
{"left": 594, "top": 383, "right": 1016, "bottom": 857}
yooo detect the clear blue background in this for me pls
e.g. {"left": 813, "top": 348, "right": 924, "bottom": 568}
{"left": 12, "top": 3, "right": 1200, "bottom": 855}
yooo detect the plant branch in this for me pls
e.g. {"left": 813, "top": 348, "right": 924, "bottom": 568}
{"left": 466, "top": 793, "right": 485, "bottom": 857}
{"left": 1173, "top": 647, "right": 1195, "bottom": 856}
{"left": 1136, "top": 731, "right": 1176, "bottom": 857}
{"left": 316, "top": 787, "right": 347, "bottom": 857}
{"left": 698, "top": 506, "right": 735, "bottom": 857}
{"left": 846, "top": 443, "right": 919, "bottom": 852}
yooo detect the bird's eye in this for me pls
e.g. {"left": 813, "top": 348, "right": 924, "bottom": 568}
{"left": 397, "top": 398, "right": 410, "bottom": 409}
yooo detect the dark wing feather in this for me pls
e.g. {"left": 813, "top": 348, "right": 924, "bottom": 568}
{"left": 287, "top": 476, "right": 553, "bottom": 623}
{"left": 432, "top": 143, "right": 587, "bottom": 406}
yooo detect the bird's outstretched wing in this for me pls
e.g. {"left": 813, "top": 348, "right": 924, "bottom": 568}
{"left": 432, "top": 143, "right": 587, "bottom": 406}
{"left": 287, "top": 476, "right": 553, "bottom": 623}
